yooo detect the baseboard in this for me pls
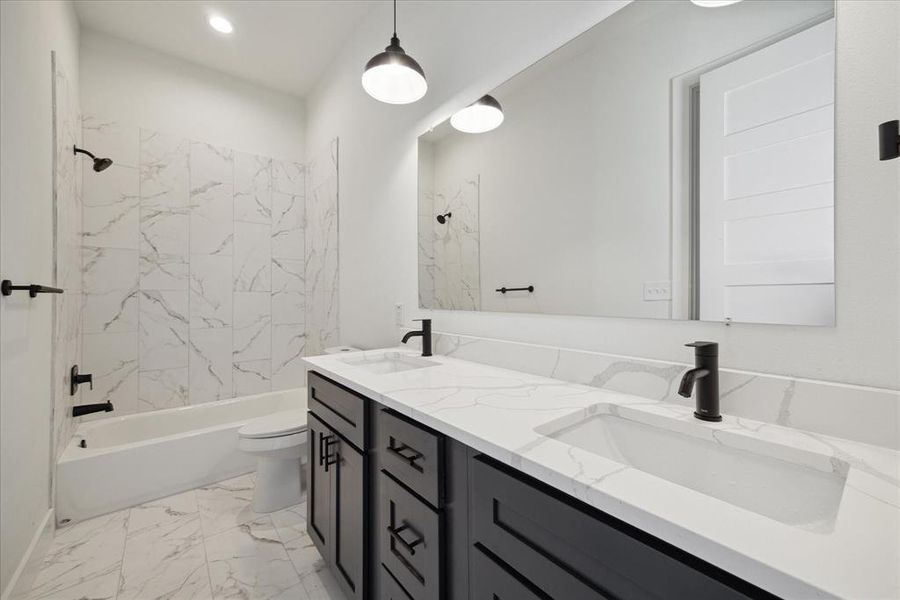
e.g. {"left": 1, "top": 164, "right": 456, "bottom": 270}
{"left": 1, "top": 508, "right": 53, "bottom": 600}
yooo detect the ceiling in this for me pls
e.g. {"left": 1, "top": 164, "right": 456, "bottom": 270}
{"left": 74, "top": 1, "right": 376, "bottom": 97}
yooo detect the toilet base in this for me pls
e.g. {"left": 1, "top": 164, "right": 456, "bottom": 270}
{"left": 252, "top": 455, "right": 306, "bottom": 513}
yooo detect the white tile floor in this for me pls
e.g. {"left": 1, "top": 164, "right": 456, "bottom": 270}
{"left": 22, "top": 474, "right": 348, "bottom": 600}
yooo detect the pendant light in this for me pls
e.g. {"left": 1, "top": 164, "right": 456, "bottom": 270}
{"left": 450, "top": 95, "right": 504, "bottom": 133}
{"left": 362, "top": 0, "right": 427, "bottom": 104}
{"left": 690, "top": 0, "right": 743, "bottom": 6}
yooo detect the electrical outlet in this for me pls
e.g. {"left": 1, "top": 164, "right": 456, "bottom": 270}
{"left": 394, "top": 303, "right": 404, "bottom": 325}
{"left": 643, "top": 281, "right": 672, "bottom": 301}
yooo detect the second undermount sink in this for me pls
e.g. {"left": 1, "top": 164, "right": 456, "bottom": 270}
{"left": 339, "top": 351, "right": 439, "bottom": 375}
{"left": 535, "top": 404, "right": 847, "bottom": 531}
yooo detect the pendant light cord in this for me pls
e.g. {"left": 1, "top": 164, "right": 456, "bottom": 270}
{"left": 393, "top": 0, "right": 397, "bottom": 37}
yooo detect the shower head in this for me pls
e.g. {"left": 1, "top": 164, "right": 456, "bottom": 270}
{"left": 436, "top": 212, "right": 452, "bottom": 224}
{"left": 74, "top": 146, "right": 113, "bottom": 172}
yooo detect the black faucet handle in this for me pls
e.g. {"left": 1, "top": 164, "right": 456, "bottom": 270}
{"left": 686, "top": 341, "right": 718, "bottom": 356}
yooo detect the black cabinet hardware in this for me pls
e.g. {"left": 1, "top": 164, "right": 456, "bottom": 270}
{"left": 387, "top": 523, "right": 424, "bottom": 555}
{"left": 496, "top": 285, "right": 534, "bottom": 294}
{"left": 324, "top": 435, "right": 340, "bottom": 472}
{"left": 2, "top": 280, "right": 64, "bottom": 298}
{"left": 880, "top": 119, "right": 899, "bottom": 160}
{"left": 387, "top": 441, "right": 424, "bottom": 469}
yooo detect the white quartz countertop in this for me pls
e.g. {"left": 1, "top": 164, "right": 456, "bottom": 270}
{"left": 304, "top": 349, "right": 900, "bottom": 600}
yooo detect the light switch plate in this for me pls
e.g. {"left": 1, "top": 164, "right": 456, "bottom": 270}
{"left": 643, "top": 281, "right": 672, "bottom": 301}
{"left": 394, "top": 303, "right": 404, "bottom": 325}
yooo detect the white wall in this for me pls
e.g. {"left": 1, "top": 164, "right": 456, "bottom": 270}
{"left": 80, "top": 31, "right": 305, "bottom": 161}
{"left": 306, "top": 0, "right": 899, "bottom": 390}
{"left": 0, "top": 1, "right": 80, "bottom": 593}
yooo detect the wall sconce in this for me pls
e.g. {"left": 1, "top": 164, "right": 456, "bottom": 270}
{"left": 879, "top": 120, "right": 899, "bottom": 161}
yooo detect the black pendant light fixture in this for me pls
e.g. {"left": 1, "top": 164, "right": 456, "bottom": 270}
{"left": 362, "top": 0, "right": 427, "bottom": 104}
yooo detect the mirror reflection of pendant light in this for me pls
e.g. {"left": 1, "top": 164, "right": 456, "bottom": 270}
{"left": 362, "top": 0, "right": 427, "bottom": 104}
{"left": 691, "top": 0, "right": 743, "bottom": 6}
{"left": 450, "top": 95, "right": 504, "bottom": 134}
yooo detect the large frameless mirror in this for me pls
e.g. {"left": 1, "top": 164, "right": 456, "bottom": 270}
{"left": 418, "top": 0, "right": 835, "bottom": 326}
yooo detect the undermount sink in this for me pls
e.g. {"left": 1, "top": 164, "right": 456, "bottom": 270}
{"left": 535, "top": 404, "right": 847, "bottom": 531}
{"left": 339, "top": 352, "right": 439, "bottom": 375}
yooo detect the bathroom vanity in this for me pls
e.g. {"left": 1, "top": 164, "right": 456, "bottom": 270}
{"left": 304, "top": 350, "right": 899, "bottom": 600}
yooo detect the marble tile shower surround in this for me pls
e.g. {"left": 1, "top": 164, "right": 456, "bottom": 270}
{"left": 51, "top": 55, "right": 83, "bottom": 476}
{"left": 79, "top": 116, "right": 339, "bottom": 418}
{"left": 403, "top": 331, "right": 900, "bottom": 449}
{"left": 422, "top": 175, "right": 481, "bottom": 311}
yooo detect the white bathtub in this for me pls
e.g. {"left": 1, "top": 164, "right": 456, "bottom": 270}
{"left": 57, "top": 388, "right": 306, "bottom": 524}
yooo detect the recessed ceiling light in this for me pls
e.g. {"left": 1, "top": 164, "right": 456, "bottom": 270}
{"left": 208, "top": 15, "right": 234, "bottom": 34}
{"left": 691, "top": 0, "right": 743, "bottom": 6}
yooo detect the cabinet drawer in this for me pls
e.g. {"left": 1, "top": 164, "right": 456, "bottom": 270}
{"left": 471, "top": 456, "right": 766, "bottom": 600}
{"left": 308, "top": 371, "right": 367, "bottom": 449}
{"left": 380, "top": 565, "right": 414, "bottom": 600}
{"left": 470, "top": 544, "right": 545, "bottom": 600}
{"left": 378, "top": 408, "right": 443, "bottom": 507}
{"left": 380, "top": 473, "right": 442, "bottom": 600}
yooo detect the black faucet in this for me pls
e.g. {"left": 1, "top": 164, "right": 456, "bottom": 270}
{"left": 401, "top": 319, "right": 432, "bottom": 357}
{"left": 72, "top": 401, "right": 114, "bottom": 417}
{"left": 678, "top": 341, "right": 721, "bottom": 422}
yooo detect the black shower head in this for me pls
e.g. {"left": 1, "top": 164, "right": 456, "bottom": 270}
{"left": 74, "top": 146, "right": 113, "bottom": 172}
{"left": 436, "top": 212, "right": 452, "bottom": 224}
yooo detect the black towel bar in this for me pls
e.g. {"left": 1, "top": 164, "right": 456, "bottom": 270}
{"left": 1, "top": 280, "right": 64, "bottom": 298}
{"left": 496, "top": 285, "right": 534, "bottom": 294}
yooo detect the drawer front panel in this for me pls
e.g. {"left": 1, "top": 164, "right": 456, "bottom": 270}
{"left": 308, "top": 371, "right": 367, "bottom": 449}
{"left": 471, "top": 456, "right": 759, "bottom": 600}
{"left": 380, "top": 473, "right": 442, "bottom": 600}
{"left": 378, "top": 408, "right": 443, "bottom": 508}
{"left": 380, "top": 565, "right": 414, "bottom": 600}
{"left": 470, "top": 544, "right": 545, "bottom": 600}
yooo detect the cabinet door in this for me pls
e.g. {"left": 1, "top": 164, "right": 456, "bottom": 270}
{"left": 333, "top": 437, "right": 366, "bottom": 600}
{"left": 307, "top": 413, "right": 332, "bottom": 560}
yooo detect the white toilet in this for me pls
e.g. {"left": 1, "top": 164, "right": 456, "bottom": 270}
{"left": 238, "top": 409, "right": 308, "bottom": 513}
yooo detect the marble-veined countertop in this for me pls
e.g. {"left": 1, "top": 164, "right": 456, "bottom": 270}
{"left": 304, "top": 348, "right": 899, "bottom": 600}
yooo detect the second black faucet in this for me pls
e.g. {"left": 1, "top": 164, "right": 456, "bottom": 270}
{"left": 678, "top": 341, "right": 722, "bottom": 422}
{"left": 401, "top": 319, "right": 432, "bottom": 357}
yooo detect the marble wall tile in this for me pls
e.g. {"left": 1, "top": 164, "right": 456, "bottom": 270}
{"left": 234, "top": 152, "right": 272, "bottom": 224}
{"left": 432, "top": 175, "right": 480, "bottom": 310}
{"left": 190, "top": 254, "right": 233, "bottom": 329}
{"left": 304, "top": 139, "right": 339, "bottom": 355}
{"left": 82, "top": 247, "right": 139, "bottom": 333}
{"left": 233, "top": 292, "right": 271, "bottom": 362}
{"left": 189, "top": 327, "right": 233, "bottom": 403}
{"left": 272, "top": 258, "right": 304, "bottom": 325}
{"left": 81, "top": 331, "right": 139, "bottom": 416}
{"left": 234, "top": 221, "right": 271, "bottom": 291}
{"left": 140, "top": 130, "right": 189, "bottom": 210}
{"left": 52, "top": 58, "right": 83, "bottom": 475}
{"left": 140, "top": 207, "right": 189, "bottom": 257}
{"left": 272, "top": 159, "right": 305, "bottom": 195}
{"left": 233, "top": 360, "right": 272, "bottom": 397}
{"left": 139, "top": 368, "right": 189, "bottom": 412}
{"left": 272, "top": 191, "right": 305, "bottom": 259}
{"left": 140, "top": 252, "right": 189, "bottom": 291}
{"left": 139, "top": 290, "right": 189, "bottom": 371}
{"left": 82, "top": 116, "right": 140, "bottom": 168}
{"left": 82, "top": 165, "right": 139, "bottom": 249}
{"left": 272, "top": 324, "right": 306, "bottom": 391}
{"left": 190, "top": 142, "right": 234, "bottom": 256}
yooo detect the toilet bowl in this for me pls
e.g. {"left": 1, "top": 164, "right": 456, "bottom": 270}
{"left": 238, "top": 409, "right": 308, "bottom": 513}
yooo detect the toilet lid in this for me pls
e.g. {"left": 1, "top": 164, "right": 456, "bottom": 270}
{"left": 239, "top": 409, "right": 307, "bottom": 439}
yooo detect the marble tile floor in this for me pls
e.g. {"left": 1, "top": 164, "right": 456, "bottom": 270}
{"left": 21, "top": 474, "right": 347, "bottom": 600}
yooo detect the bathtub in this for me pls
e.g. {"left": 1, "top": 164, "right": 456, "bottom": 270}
{"left": 57, "top": 387, "right": 306, "bottom": 524}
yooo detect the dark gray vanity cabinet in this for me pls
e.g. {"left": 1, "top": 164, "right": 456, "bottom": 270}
{"left": 307, "top": 372, "right": 370, "bottom": 600}
{"left": 469, "top": 455, "right": 778, "bottom": 600}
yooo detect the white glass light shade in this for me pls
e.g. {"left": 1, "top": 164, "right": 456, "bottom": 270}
{"left": 690, "top": 0, "right": 743, "bottom": 7}
{"left": 362, "top": 37, "right": 427, "bottom": 104}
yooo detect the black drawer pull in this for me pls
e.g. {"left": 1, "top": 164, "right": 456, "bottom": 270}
{"left": 387, "top": 523, "right": 424, "bottom": 555}
{"left": 387, "top": 441, "right": 424, "bottom": 471}
{"left": 323, "top": 435, "right": 340, "bottom": 472}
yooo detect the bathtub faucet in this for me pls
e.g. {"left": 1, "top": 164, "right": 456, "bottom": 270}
{"left": 72, "top": 401, "right": 114, "bottom": 417}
